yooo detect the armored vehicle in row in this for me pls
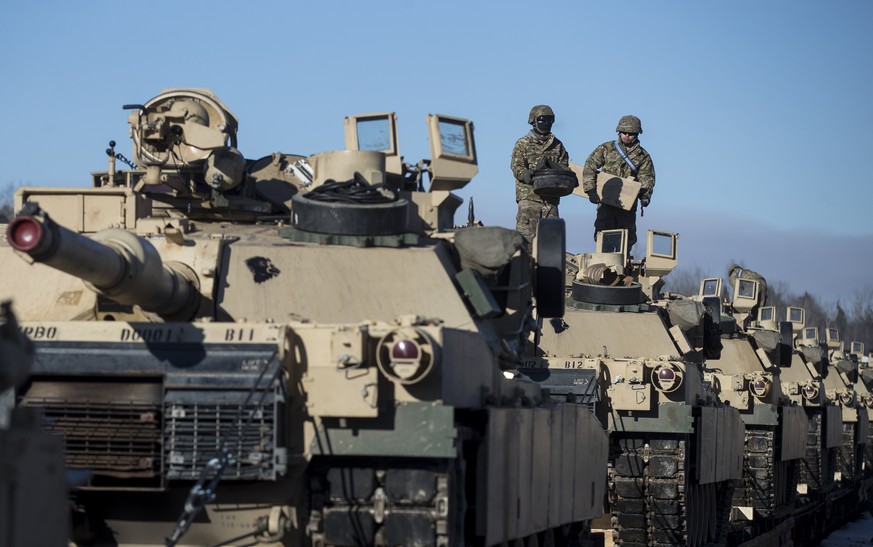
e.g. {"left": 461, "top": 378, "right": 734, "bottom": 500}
{"left": 778, "top": 311, "right": 840, "bottom": 492}
{"left": 821, "top": 330, "right": 869, "bottom": 491}
{"left": 775, "top": 309, "right": 843, "bottom": 543}
{"left": 850, "top": 342, "right": 873, "bottom": 480}
{"left": 520, "top": 229, "right": 744, "bottom": 547}
{"left": 693, "top": 275, "right": 807, "bottom": 545}
{"left": 1, "top": 89, "right": 609, "bottom": 546}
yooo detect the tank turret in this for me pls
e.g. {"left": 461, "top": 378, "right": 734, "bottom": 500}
{"left": 7, "top": 205, "right": 199, "bottom": 319}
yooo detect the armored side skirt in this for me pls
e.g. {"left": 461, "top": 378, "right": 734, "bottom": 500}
{"left": 780, "top": 405, "right": 809, "bottom": 461}
{"left": 483, "top": 405, "right": 608, "bottom": 545}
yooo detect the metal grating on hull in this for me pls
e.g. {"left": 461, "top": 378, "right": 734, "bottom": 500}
{"left": 164, "top": 390, "right": 283, "bottom": 481}
{"left": 23, "top": 340, "right": 288, "bottom": 488}
{"left": 20, "top": 381, "right": 162, "bottom": 479}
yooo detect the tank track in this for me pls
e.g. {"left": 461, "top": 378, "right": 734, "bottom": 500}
{"left": 734, "top": 427, "right": 798, "bottom": 517}
{"left": 305, "top": 451, "right": 591, "bottom": 547}
{"left": 609, "top": 435, "right": 730, "bottom": 547}
{"left": 836, "top": 422, "right": 859, "bottom": 482}
{"left": 866, "top": 428, "right": 873, "bottom": 477}
{"left": 800, "top": 411, "right": 829, "bottom": 492}
{"left": 306, "top": 459, "right": 453, "bottom": 547}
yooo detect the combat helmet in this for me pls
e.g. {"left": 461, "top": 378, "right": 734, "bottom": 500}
{"left": 528, "top": 105, "right": 555, "bottom": 124}
{"left": 616, "top": 115, "right": 643, "bottom": 134}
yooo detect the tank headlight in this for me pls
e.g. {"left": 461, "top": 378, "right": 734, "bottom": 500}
{"left": 652, "top": 364, "right": 682, "bottom": 393}
{"left": 838, "top": 391, "right": 855, "bottom": 406}
{"left": 864, "top": 393, "right": 873, "bottom": 407}
{"left": 749, "top": 377, "right": 771, "bottom": 398}
{"left": 392, "top": 339, "right": 420, "bottom": 361}
{"left": 376, "top": 327, "right": 439, "bottom": 385}
{"left": 802, "top": 383, "right": 819, "bottom": 401}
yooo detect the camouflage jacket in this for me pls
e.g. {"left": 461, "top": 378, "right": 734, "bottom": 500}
{"left": 581, "top": 139, "right": 655, "bottom": 199}
{"left": 511, "top": 131, "right": 569, "bottom": 202}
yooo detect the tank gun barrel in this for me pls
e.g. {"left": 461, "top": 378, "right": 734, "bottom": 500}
{"left": 6, "top": 208, "right": 198, "bottom": 318}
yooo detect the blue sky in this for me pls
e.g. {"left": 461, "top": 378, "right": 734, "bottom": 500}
{"left": 2, "top": 1, "right": 871, "bottom": 305}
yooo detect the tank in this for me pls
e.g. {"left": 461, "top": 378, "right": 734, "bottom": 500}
{"left": 775, "top": 308, "right": 846, "bottom": 543}
{"left": 0, "top": 300, "right": 69, "bottom": 547}
{"left": 690, "top": 274, "right": 807, "bottom": 545}
{"left": 850, "top": 342, "right": 873, "bottom": 482}
{"left": 0, "top": 89, "right": 609, "bottom": 546}
{"left": 821, "top": 329, "right": 869, "bottom": 492}
{"left": 520, "top": 228, "right": 744, "bottom": 547}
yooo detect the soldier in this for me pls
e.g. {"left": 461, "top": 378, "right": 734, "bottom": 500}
{"left": 581, "top": 115, "right": 655, "bottom": 250}
{"left": 510, "top": 105, "right": 570, "bottom": 242}
{"left": 728, "top": 264, "right": 768, "bottom": 305}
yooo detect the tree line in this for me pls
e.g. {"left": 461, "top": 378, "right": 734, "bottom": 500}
{"left": 0, "top": 182, "right": 15, "bottom": 223}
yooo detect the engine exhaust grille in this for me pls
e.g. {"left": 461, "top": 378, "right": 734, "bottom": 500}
{"left": 164, "top": 390, "right": 283, "bottom": 481}
{"left": 19, "top": 381, "right": 162, "bottom": 479}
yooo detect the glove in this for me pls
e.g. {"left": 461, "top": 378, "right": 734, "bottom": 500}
{"left": 639, "top": 194, "right": 650, "bottom": 207}
{"left": 587, "top": 190, "right": 600, "bottom": 204}
{"left": 521, "top": 169, "right": 532, "bottom": 184}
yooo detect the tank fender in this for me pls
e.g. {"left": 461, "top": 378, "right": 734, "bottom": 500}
{"left": 696, "top": 406, "right": 744, "bottom": 483}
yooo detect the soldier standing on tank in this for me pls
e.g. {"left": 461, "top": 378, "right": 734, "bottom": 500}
{"left": 510, "top": 105, "right": 570, "bottom": 242}
{"left": 581, "top": 115, "right": 655, "bottom": 250}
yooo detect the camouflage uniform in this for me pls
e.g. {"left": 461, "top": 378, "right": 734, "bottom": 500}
{"left": 728, "top": 264, "right": 768, "bottom": 306}
{"left": 581, "top": 138, "right": 655, "bottom": 249}
{"left": 511, "top": 131, "right": 569, "bottom": 241}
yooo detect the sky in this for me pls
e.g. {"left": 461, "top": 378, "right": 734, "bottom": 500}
{"left": 1, "top": 1, "right": 871, "bottom": 307}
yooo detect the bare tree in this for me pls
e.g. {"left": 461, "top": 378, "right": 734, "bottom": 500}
{"left": 843, "top": 287, "right": 873, "bottom": 351}
{"left": 663, "top": 264, "right": 711, "bottom": 296}
{"left": 0, "top": 182, "right": 16, "bottom": 223}
{"left": 765, "top": 279, "right": 791, "bottom": 310}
